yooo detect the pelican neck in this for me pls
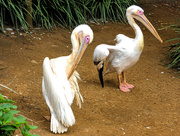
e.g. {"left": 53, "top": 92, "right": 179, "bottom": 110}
{"left": 127, "top": 14, "right": 144, "bottom": 51}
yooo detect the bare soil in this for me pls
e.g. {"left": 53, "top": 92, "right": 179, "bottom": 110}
{"left": 0, "top": 2, "right": 180, "bottom": 136}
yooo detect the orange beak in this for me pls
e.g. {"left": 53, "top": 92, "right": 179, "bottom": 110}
{"left": 134, "top": 12, "right": 163, "bottom": 43}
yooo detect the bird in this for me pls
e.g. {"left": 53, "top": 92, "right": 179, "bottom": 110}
{"left": 93, "top": 5, "right": 163, "bottom": 92}
{"left": 42, "top": 24, "right": 93, "bottom": 134}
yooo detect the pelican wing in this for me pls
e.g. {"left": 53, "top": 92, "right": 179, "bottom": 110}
{"left": 93, "top": 44, "right": 118, "bottom": 87}
{"left": 93, "top": 44, "right": 116, "bottom": 68}
{"left": 42, "top": 57, "right": 75, "bottom": 127}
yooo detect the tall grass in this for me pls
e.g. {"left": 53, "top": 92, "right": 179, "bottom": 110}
{"left": 163, "top": 24, "right": 180, "bottom": 70}
{"left": 167, "top": 38, "right": 180, "bottom": 69}
{"left": 167, "top": 42, "right": 180, "bottom": 69}
{"left": 0, "top": 0, "right": 30, "bottom": 33}
{"left": 91, "top": 0, "right": 136, "bottom": 23}
{"left": 0, "top": 0, "right": 137, "bottom": 32}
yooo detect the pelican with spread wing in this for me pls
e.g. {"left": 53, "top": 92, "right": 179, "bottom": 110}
{"left": 42, "top": 24, "right": 93, "bottom": 134}
{"left": 93, "top": 5, "right": 163, "bottom": 92}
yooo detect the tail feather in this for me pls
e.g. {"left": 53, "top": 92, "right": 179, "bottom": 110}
{"left": 51, "top": 114, "right": 68, "bottom": 134}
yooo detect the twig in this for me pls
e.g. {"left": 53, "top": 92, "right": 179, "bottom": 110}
{"left": 6, "top": 75, "right": 17, "bottom": 86}
{"left": 0, "top": 84, "right": 18, "bottom": 94}
{"left": 2, "top": 95, "right": 8, "bottom": 98}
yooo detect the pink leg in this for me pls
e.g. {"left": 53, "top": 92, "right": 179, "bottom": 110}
{"left": 117, "top": 75, "right": 131, "bottom": 92}
{"left": 121, "top": 71, "right": 134, "bottom": 89}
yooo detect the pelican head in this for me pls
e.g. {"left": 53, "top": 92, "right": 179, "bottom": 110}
{"left": 127, "top": 5, "right": 163, "bottom": 43}
{"left": 68, "top": 24, "right": 94, "bottom": 79}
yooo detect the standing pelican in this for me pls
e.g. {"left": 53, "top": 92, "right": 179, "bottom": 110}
{"left": 42, "top": 24, "right": 93, "bottom": 134}
{"left": 93, "top": 5, "right": 163, "bottom": 92}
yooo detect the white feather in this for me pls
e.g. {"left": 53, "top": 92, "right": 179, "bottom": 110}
{"left": 42, "top": 57, "right": 76, "bottom": 133}
{"left": 42, "top": 24, "right": 93, "bottom": 134}
{"left": 93, "top": 5, "right": 162, "bottom": 92}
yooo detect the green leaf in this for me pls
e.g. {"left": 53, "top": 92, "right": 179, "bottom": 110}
{"left": 0, "top": 93, "right": 4, "bottom": 99}
{"left": 166, "top": 38, "right": 180, "bottom": 42}
{"left": 13, "top": 116, "right": 27, "bottom": 124}
{"left": 0, "top": 110, "right": 3, "bottom": 116}
{"left": 0, "top": 103, "right": 17, "bottom": 110}
{"left": 0, "top": 94, "right": 38, "bottom": 135}
{"left": 0, "top": 124, "right": 17, "bottom": 131}
{"left": 0, "top": 99, "right": 15, "bottom": 104}
{"left": 11, "top": 123, "right": 21, "bottom": 128}
{"left": 20, "top": 124, "right": 39, "bottom": 136}
{"left": 3, "top": 110, "right": 20, "bottom": 123}
{"left": 28, "top": 125, "right": 38, "bottom": 130}
{"left": 24, "top": 123, "right": 31, "bottom": 131}
{"left": 30, "top": 134, "right": 39, "bottom": 136}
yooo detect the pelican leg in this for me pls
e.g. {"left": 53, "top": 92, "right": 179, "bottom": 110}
{"left": 121, "top": 71, "right": 134, "bottom": 89}
{"left": 117, "top": 75, "right": 131, "bottom": 92}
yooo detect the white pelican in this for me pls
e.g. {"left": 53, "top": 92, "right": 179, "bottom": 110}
{"left": 42, "top": 24, "right": 93, "bottom": 134}
{"left": 93, "top": 5, "right": 163, "bottom": 92}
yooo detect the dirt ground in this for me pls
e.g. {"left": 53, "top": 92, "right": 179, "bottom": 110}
{"left": 0, "top": 2, "right": 180, "bottom": 136}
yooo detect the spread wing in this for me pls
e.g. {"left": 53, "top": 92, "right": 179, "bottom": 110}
{"left": 42, "top": 57, "right": 75, "bottom": 127}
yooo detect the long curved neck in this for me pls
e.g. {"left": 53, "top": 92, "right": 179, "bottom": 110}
{"left": 66, "top": 34, "right": 79, "bottom": 77}
{"left": 127, "top": 14, "right": 144, "bottom": 51}
{"left": 69, "top": 34, "right": 79, "bottom": 64}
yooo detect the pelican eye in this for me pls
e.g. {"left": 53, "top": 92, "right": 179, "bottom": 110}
{"left": 85, "top": 35, "right": 90, "bottom": 44}
{"left": 138, "top": 10, "right": 143, "bottom": 15}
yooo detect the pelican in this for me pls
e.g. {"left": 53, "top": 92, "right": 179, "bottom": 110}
{"left": 93, "top": 5, "right": 163, "bottom": 92}
{"left": 42, "top": 24, "right": 93, "bottom": 134}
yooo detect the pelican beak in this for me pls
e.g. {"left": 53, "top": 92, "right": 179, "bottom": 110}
{"left": 68, "top": 36, "right": 90, "bottom": 79}
{"left": 98, "top": 63, "right": 104, "bottom": 88}
{"left": 94, "top": 61, "right": 104, "bottom": 88}
{"left": 134, "top": 12, "right": 163, "bottom": 43}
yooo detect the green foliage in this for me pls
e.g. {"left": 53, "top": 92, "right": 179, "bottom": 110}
{"left": 160, "top": 24, "right": 180, "bottom": 70}
{"left": 0, "top": 0, "right": 137, "bottom": 32}
{"left": 90, "top": 0, "right": 136, "bottom": 23}
{"left": 0, "top": 93, "right": 38, "bottom": 136}
{"left": 167, "top": 42, "right": 180, "bottom": 69}
{"left": 0, "top": 0, "right": 30, "bottom": 33}
{"left": 165, "top": 24, "right": 180, "bottom": 69}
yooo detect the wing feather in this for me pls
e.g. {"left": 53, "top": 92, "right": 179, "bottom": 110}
{"left": 93, "top": 44, "right": 118, "bottom": 69}
{"left": 42, "top": 57, "right": 75, "bottom": 127}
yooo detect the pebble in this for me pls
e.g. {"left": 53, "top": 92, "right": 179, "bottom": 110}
{"left": 31, "top": 60, "right": 38, "bottom": 64}
{"left": 6, "top": 28, "right": 13, "bottom": 31}
{"left": 52, "top": 45, "right": 58, "bottom": 47}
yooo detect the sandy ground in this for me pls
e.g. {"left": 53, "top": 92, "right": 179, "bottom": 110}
{"left": 0, "top": 2, "right": 180, "bottom": 136}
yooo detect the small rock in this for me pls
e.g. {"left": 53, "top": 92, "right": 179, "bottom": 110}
{"left": 52, "top": 45, "right": 58, "bottom": 47}
{"left": 146, "top": 127, "right": 151, "bottom": 129}
{"left": 31, "top": 60, "right": 38, "bottom": 64}
{"left": 6, "top": 28, "right": 13, "bottom": 31}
